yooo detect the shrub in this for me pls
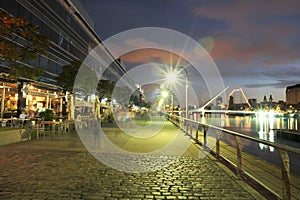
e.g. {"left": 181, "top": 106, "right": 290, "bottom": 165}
{"left": 39, "top": 109, "right": 56, "bottom": 121}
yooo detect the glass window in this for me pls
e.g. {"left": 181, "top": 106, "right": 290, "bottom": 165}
{"left": 40, "top": 56, "right": 49, "bottom": 70}
{"left": 66, "top": 15, "right": 72, "bottom": 24}
{"left": 48, "top": 61, "right": 62, "bottom": 74}
{"left": 28, "top": 56, "right": 39, "bottom": 67}
{"left": 2, "top": 0, "right": 19, "bottom": 16}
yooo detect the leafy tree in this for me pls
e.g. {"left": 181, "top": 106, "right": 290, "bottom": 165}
{"left": 130, "top": 94, "right": 139, "bottom": 106}
{"left": 56, "top": 60, "right": 115, "bottom": 100}
{"left": 57, "top": 60, "right": 100, "bottom": 95}
{"left": 96, "top": 80, "right": 116, "bottom": 102}
{"left": 0, "top": 10, "right": 49, "bottom": 80}
{"left": 56, "top": 60, "right": 81, "bottom": 92}
{"left": 129, "top": 93, "right": 152, "bottom": 109}
{"left": 113, "top": 86, "right": 132, "bottom": 105}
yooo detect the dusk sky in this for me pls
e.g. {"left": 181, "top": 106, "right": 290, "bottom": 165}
{"left": 81, "top": 0, "right": 300, "bottom": 104}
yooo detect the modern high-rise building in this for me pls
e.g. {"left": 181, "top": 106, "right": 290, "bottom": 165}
{"left": 0, "top": 0, "right": 128, "bottom": 117}
{"left": 286, "top": 84, "right": 300, "bottom": 108}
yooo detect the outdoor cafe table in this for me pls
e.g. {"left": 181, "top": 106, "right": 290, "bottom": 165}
{"left": 0, "top": 118, "right": 10, "bottom": 127}
{"left": 39, "top": 121, "right": 62, "bottom": 137}
{"left": 0, "top": 118, "right": 30, "bottom": 128}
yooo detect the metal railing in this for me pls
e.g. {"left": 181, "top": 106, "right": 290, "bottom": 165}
{"left": 166, "top": 113, "right": 300, "bottom": 200}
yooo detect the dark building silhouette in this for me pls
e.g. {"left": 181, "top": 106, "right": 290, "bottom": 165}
{"left": 263, "top": 95, "right": 267, "bottom": 103}
{"left": 228, "top": 96, "right": 234, "bottom": 110}
{"left": 269, "top": 95, "right": 273, "bottom": 102}
{"left": 286, "top": 84, "right": 300, "bottom": 109}
{"left": 248, "top": 98, "right": 257, "bottom": 108}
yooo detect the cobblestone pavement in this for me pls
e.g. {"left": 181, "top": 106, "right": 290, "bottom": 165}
{"left": 0, "top": 128, "right": 264, "bottom": 199}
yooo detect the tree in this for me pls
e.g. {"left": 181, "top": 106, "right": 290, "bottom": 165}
{"left": 56, "top": 59, "right": 100, "bottom": 96}
{"left": 96, "top": 80, "right": 116, "bottom": 102}
{"left": 0, "top": 9, "right": 49, "bottom": 80}
{"left": 113, "top": 86, "right": 132, "bottom": 105}
{"left": 56, "top": 60, "right": 81, "bottom": 92}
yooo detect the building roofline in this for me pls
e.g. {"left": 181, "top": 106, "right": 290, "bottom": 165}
{"left": 286, "top": 84, "right": 300, "bottom": 90}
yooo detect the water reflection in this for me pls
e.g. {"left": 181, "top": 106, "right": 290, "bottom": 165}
{"left": 257, "top": 112, "right": 275, "bottom": 152}
{"left": 193, "top": 113, "right": 300, "bottom": 175}
{"left": 194, "top": 113, "right": 300, "bottom": 152}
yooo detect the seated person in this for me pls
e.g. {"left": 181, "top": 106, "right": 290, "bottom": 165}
{"left": 19, "top": 112, "right": 27, "bottom": 119}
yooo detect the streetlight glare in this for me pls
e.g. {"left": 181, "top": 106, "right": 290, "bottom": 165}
{"left": 166, "top": 71, "right": 177, "bottom": 83}
{"left": 162, "top": 90, "right": 169, "bottom": 98}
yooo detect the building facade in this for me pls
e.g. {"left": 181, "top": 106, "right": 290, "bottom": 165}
{"left": 0, "top": 0, "right": 128, "bottom": 118}
{"left": 286, "top": 84, "right": 300, "bottom": 108}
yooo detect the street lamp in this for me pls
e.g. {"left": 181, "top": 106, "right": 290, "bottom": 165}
{"left": 158, "top": 89, "right": 169, "bottom": 112}
{"left": 166, "top": 67, "right": 189, "bottom": 119}
{"left": 161, "top": 90, "right": 169, "bottom": 98}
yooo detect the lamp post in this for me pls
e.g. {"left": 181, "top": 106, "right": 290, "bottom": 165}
{"left": 180, "top": 67, "right": 189, "bottom": 119}
{"left": 166, "top": 67, "right": 189, "bottom": 119}
{"left": 161, "top": 89, "right": 169, "bottom": 112}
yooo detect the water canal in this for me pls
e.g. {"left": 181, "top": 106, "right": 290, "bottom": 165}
{"left": 193, "top": 113, "right": 300, "bottom": 175}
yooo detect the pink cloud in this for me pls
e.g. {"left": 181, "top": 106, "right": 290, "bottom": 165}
{"left": 121, "top": 48, "right": 186, "bottom": 66}
{"left": 192, "top": 1, "right": 300, "bottom": 64}
{"left": 192, "top": 1, "right": 300, "bottom": 26}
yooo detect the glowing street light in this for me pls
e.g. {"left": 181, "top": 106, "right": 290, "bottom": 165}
{"left": 166, "top": 67, "right": 189, "bottom": 119}
{"left": 161, "top": 90, "right": 169, "bottom": 98}
{"left": 166, "top": 71, "right": 177, "bottom": 84}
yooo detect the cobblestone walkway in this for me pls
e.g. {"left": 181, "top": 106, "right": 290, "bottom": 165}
{"left": 0, "top": 131, "right": 264, "bottom": 199}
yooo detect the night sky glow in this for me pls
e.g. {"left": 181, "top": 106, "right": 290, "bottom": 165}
{"left": 81, "top": 0, "right": 300, "bottom": 103}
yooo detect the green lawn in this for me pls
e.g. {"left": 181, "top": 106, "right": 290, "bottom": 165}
{"left": 0, "top": 127, "right": 18, "bottom": 132}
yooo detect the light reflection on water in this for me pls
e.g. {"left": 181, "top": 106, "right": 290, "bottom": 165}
{"left": 192, "top": 113, "right": 300, "bottom": 174}
{"left": 193, "top": 113, "right": 300, "bottom": 148}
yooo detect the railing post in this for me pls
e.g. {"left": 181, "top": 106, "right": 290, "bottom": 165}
{"left": 180, "top": 118, "right": 183, "bottom": 131}
{"left": 203, "top": 125, "right": 207, "bottom": 150}
{"left": 190, "top": 122, "right": 193, "bottom": 137}
{"left": 185, "top": 120, "right": 188, "bottom": 134}
{"left": 234, "top": 135, "right": 242, "bottom": 178}
{"left": 278, "top": 149, "right": 291, "bottom": 200}
{"left": 195, "top": 125, "right": 199, "bottom": 143}
{"left": 216, "top": 130, "right": 222, "bottom": 158}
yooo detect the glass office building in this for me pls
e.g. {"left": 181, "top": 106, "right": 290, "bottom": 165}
{"left": 0, "top": 0, "right": 128, "bottom": 117}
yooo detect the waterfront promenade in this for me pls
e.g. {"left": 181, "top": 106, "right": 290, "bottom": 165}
{"left": 0, "top": 118, "right": 264, "bottom": 199}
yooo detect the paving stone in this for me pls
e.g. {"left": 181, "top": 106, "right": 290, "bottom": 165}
{"left": 0, "top": 130, "right": 263, "bottom": 199}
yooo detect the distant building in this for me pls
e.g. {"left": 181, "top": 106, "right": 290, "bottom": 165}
{"left": 269, "top": 95, "right": 273, "bottom": 102}
{"left": 228, "top": 96, "right": 234, "bottom": 110}
{"left": 263, "top": 95, "right": 267, "bottom": 103}
{"left": 286, "top": 84, "right": 300, "bottom": 108}
{"left": 216, "top": 96, "right": 222, "bottom": 105}
{"left": 248, "top": 98, "right": 257, "bottom": 108}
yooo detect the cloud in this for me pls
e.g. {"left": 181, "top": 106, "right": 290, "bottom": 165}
{"left": 210, "top": 34, "right": 300, "bottom": 65}
{"left": 113, "top": 37, "right": 209, "bottom": 67}
{"left": 121, "top": 48, "right": 187, "bottom": 67}
{"left": 191, "top": 1, "right": 300, "bottom": 64}
{"left": 244, "top": 79, "right": 300, "bottom": 89}
{"left": 262, "top": 66, "right": 300, "bottom": 79}
{"left": 192, "top": 1, "right": 300, "bottom": 27}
